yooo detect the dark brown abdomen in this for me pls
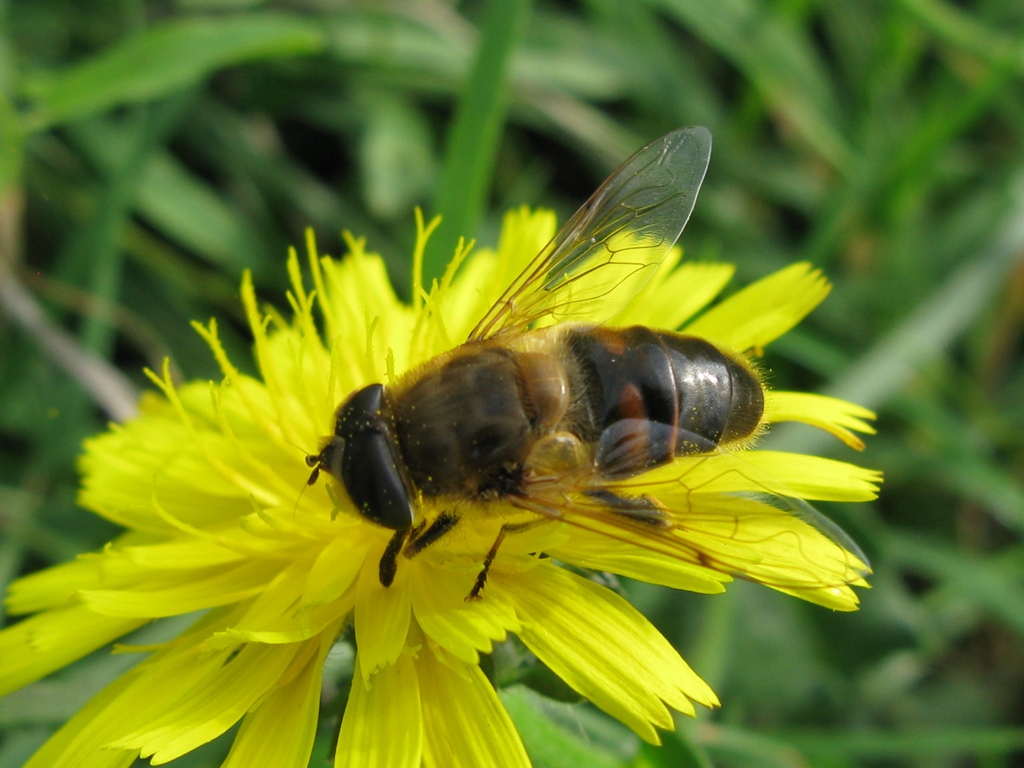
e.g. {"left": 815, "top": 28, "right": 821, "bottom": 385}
{"left": 566, "top": 326, "right": 763, "bottom": 477}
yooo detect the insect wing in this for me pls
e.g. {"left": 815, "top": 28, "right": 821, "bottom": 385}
{"left": 468, "top": 126, "right": 712, "bottom": 341}
{"left": 513, "top": 461, "right": 870, "bottom": 609}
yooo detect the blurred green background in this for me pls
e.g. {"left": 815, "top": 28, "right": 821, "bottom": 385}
{"left": 2, "top": 1, "right": 1024, "bottom": 766}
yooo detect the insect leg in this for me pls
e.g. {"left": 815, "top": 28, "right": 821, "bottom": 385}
{"left": 377, "top": 513, "right": 462, "bottom": 588}
{"left": 583, "top": 489, "right": 670, "bottom": 527}
{"left": 378, "top": 529, "right": 408, "bottom": 587}
{"left": 403, "top": 511, "right": 460, "bottom": 558}
{"left": 467, "top": 521, "right": 537, "bottom": 601}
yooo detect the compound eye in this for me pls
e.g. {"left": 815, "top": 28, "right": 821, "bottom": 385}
{"left": 333, "top": 383, "right": 414, "bottom": 530}
{"left": 341, "top": 429, "right": 414, "bottom": 530}
{"left": 337, "top": 384, "right": 386, "bottom": 433}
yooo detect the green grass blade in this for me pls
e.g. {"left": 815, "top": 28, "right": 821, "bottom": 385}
{"left": 501, "top": 686, "right": 631, "bottom": 768}
{"left": 885, "top": 534, "right": 1024, "bottom": 637}
{"left": 651, "top": 0, "right": 850, "bottom": 168}
{"left": 21, "top": 13, "right": 324, "bottom": 130}
{"left": 768, "top": 168, "right": 1024, "bottom": 456}
{"left": 784, "top": 726, "right": 1024, "bottom": 761}
{"left": 425, "top": 0, "right": 534, "bottom": 284}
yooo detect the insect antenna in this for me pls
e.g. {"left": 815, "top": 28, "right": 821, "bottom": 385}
{"left": 277, "top": 436, "right": 330, "bottom": 516}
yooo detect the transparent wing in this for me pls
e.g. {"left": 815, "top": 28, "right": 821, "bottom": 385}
{"left": 468, "top": 127, "right": 712, "bottom": 342}
{"left": 512, "top": 455, "right": 871, "bottom": 609}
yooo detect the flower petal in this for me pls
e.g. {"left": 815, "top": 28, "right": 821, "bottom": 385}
{"left": 354, "top": 538, "right": 412, "bottom": 679}
{"left": 497, "top": 562, "right": 718, "bottom": 744}
{"left": 79, "top": 560, "right": 271, "bottom": 617}
{"left": 304, "top": 533, "right": 366, "bottom": 606}
{"left": 767, "top": 391, "right": 877, "bottom": 449}
{"left": 5, "top": 544, "right": 144, "bottom": 614}
{"left": 241, "top": 270, "right": 330, "bottom": 450}
{"left": 548, "top": 530, "right": 731, "bottom": 593}
{"left": 318, "top": 241, "right": 416, "bottom": 383}
{"left": 221, "top": 628, "right": 338, "bottom": 768}
{"left": 410, "top": 562, "right": 519, "bottom": 664}
{"left": 113, "top": 641, "right": 301, "bottom": 763}
{"left": 23, "top": 621, "right": 241, "bottom": 767}
{"left": 336, "top": 653, "right": 423, "bottom": 768}
{"left": 729, "top": 450, "right": 881, "bottom": 501}
{"left": 22, "top": 663, "right": 142, "bottom": 768}
{"left": 442, "top": 207, "right": 557, "bottom": 343}
{"left": 635, "top": 450, "right": 882, "bottom": 502}
{"left": 79, "top": 390, "right": 277, "bottom": 533}
{"left": 654, "top": 493, "right": 869, "bottom": 610}
{"left": 419, "top": 645, "right": 530, "bottom": 768}
{"left": 211, "top": 553, "right": 350, "bottom": 645}
{"left": 0, "top": 606, "right": 144, "bottom": 696}
{"left": 611, "top": 261, "right": 736, "bottom": 330}
{"left": 683, "top": 262, "right": 830, "bottom": 351}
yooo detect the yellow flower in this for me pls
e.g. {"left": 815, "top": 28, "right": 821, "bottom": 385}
{"left": 0, "top": 207, "right": 879, "bottom": 767}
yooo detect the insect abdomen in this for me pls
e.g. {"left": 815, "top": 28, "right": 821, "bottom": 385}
{"left": 566, "top": 326, "right": 764, "bottom": 477}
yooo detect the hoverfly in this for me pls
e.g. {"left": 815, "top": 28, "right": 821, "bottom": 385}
{"left": 308, "top": 126, "right": 869, "bottom": 600}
